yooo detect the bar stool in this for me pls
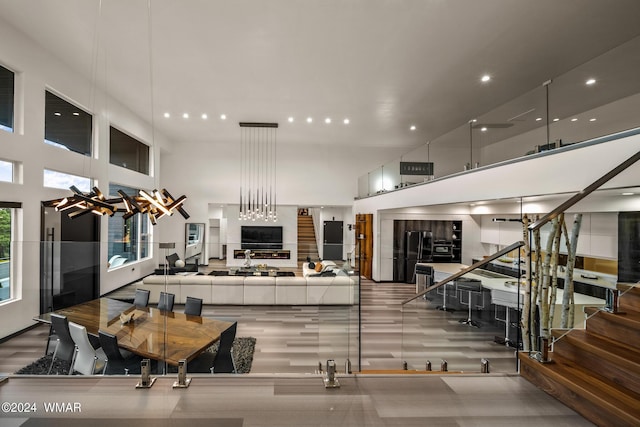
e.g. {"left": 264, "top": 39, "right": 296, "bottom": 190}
{"left": 436, "top": 281, "right": 456, "bottom": 312}
{"left": 456, "top": 278, "right": 484, "bottom": 327}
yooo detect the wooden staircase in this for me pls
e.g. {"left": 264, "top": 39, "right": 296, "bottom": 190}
{"left": 519, "top": 285, "right": 640, "bottom": 427}
{"left": 297, "top": 215, "right": 319, "bottom": 262}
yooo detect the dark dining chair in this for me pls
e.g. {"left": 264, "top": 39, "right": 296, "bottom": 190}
{"left": 157, "top": 291, "right": 175, "bottom": 312}
{"left": 48, "top": 314, "right": 76, "bottom": 374}
{"left": 184, "top": 296, "right": 203, "bottom": 316}
{"left": 188, "top": 322, "right": 238, "bottom": 374}
{"left": 212, "top": 322, "right": 237, "bottom": 373}
{"left": 133, "top": 288, "right": 150, "bottom": 308}
{"left": 99, "top": 330, "right": 144, "bottom": 375}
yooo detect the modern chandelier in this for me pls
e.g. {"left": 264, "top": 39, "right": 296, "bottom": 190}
{"left": 239, "top": 122, "right": 278, "bottom": 222}
{"left": 43, "top": 186, "right": 189, "bottom": 225}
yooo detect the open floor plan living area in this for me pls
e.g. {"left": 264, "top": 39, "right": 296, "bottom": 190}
{"left": 2, "top": 1, "right": 640, "bottom": 425}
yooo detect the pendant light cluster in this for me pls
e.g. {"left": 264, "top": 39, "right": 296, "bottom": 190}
{"left": 44, "top": 186, "right": 189, "bottom": 224}
{"left": 239, "top": 122, "right": 278, "bottom": 222}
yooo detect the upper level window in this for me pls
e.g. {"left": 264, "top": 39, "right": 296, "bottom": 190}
{"left": 43, "top": 169, "right": 91, "bottom": 192}
{"left": 110, "top": 126, "right": 150, "bottom": 175}
{"left": 0, "top": 159, "right": 13, "bottom": 182}
{"left": 44, "top": 91, "right": 92, "bottom": 156}
{"left": 0, "top": 64, "right": 14, "bottom": 133}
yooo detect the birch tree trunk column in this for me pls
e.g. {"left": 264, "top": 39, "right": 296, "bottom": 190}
{"left": 561, "top": 214, "right": 583, "bottom": 329}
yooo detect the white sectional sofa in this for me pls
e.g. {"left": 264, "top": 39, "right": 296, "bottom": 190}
{"left": 138, "top": 273, "right": 357, "bottom": 305}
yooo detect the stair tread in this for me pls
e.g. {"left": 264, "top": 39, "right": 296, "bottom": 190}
{"left": 522, "top": 352, "right": 640, "bottom": 417}
{"left": 556, "top": 329, "right": 640, "bottom": 372}
{"left": 585, "top": 306, "right": 640, "bottom": 322}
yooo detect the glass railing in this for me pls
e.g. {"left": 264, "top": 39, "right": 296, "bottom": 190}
{"left": 399, "top": 147, "right": 640, "bottom": 373}
{"left": 358, "top": 35, "right": 640, "bottom": 198}
{"left": 2, "top": 237, "right": 361, "bottom": 378}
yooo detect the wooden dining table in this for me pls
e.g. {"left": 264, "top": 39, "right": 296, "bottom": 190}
{"left": 37, "top": 297, "right": 233, "bottom": 366}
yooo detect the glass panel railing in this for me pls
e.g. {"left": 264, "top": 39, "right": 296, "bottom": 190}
{"left": 357, "top": 35, "right": 640, "bottom": 198}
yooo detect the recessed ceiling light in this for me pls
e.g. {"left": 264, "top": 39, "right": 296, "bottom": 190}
{"left": 343, "top": 118, "right": 350, "bottom": 125}
{"left": 288, "top": 117, "right": 294, "bottom": 123}
{"left": 589, "top": 118, "right": 597, "bottom": 122}
{"left": 471, "top": 119, "right": 478, "bottom": 123}
{"left": 325, "top": 117, "right": 331, "bottom": 124}
{"left": 54, "top": 112, "right": 61, "bottom": 116}
{"left": 72, "top": 112, "right": 80, "bottom": 116}
{"left": 586, "top": 78, "right": 596, "bottom": 85}
{"left": 481, "top": 127, "right": 488, "bottom": 132}
{"left": 201, "top": 113, "right": 208, "bottom": 120}
{"left": 182, "top": 113, "right": 189, "bottom": 119}
{"left": 571, "top": 118, "right": 578, "bottom": 122}
{"left": 481, "top": 74, "right": 491, "bottom": 82}
{"left": 163, "top": 112, "right": 170, "bottom": 118}
{"left": 553, "top": 118, "right": 560, "bottom": 122}
{"left": 220, "top": 114, "right": 226, "bottom": 120}
{"left": 622, "top": 192, "right": 634, "bottom": 196}
{"left": 410, "top": 125, "right": 416, "bottom": 131}
{"left": 306, "top": 117, "right": 313, "bottom": 123}
{"left": 535, "top": 117, "right": 542, "bottom": 121}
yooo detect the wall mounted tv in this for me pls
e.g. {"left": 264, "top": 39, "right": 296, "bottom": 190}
{"left": 241, "top": 226, "right": 283, "bottom": 250}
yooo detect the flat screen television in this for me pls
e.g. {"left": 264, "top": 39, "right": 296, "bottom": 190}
{"left": 241, "top": 225, "right": 283, "bottom": 250}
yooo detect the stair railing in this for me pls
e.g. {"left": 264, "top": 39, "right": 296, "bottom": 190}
{"left": 525, "top": 149, "right": 640, "bottom": 361}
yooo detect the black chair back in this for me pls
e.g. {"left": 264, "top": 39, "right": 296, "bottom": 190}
{"left": 213, "top": 322, "right": 237, "bottom": 373}
{"left": 184, "top": 296, "right": 203, "bottom": 316}
{"left": 158, "top": 291, "right": 175, "bottom": 312}
{"left": 99, "top": 330, "right": 143, "bottom": 375}
{"left": 133, "top": 289, "right": 150, "bottom": 308}
{"left": 50, "top": 313, "right": 75, "bottom": 362}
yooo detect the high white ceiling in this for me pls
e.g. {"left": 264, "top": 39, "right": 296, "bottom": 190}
{"left": 2, "top": 0, "right": 640, "bottom": 151}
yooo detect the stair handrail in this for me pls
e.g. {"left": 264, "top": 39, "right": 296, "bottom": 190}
{"left": 402, "top": 241, "right": 525, "bottom": 305}
{"left": 529, "top": 149, "right": 640, "bottom": 232}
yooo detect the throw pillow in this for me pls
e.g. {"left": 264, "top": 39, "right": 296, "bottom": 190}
{"left": 315, "top": 262, "right": 323, "bottom": 272}
{"left": 308, "top": 262, "right": 315, "bottom": 269}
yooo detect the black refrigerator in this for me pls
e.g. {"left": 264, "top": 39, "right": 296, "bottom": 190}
{"left": 402, "top": 231, "right": 433, "bottom": 283}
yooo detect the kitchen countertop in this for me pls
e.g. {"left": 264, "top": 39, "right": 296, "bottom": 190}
{"left": 421, "top": 262, "right": 605, "bottom": 307}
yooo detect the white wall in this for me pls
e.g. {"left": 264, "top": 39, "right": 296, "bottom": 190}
{"left": 0, "top": 20, "right": 170, "bottom": 338}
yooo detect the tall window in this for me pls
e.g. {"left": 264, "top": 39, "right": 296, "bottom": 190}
{"left": 107, "top": 184, "right": 150, "bottom": 269}
{"left": 110, "top": 126, "right": 150, "bottom": 175}
{"left": 0, "top": 205, "right": 16, "bottom": 302}
{"left": 44, "top": 91, "right": 92, "bottom": 156}
{"left": 0, "top": 64, "right": 14, "bottom": 133}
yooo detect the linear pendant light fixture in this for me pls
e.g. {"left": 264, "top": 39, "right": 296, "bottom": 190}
{"left": 239, "top": 122, "right": 278, "bottom": 222}
{"left": 43, "top": 186, "right": 189, "bottom": 225}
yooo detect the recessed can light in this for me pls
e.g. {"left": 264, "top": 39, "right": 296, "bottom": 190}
{"left": 481, "top": 127, "right": 488, "bottom": 132}
{"left": 343, "top": 118, "right": 350, "bottom": 125}
{"left": 571, "top": 118, "right": 578, "bottom": 122}
{"left": 481, "top": 74, "right": 491, "bottom": 82}
{"left": 201, "top": 113, "right": 208, "bottom": 119}
{"left": 54, "top": 112, "right": 61, "bottom": 116}
{"left": 183, "top": 113, "right": 189, "bottom": 119}
{"left": 586, "top": 78, "right": 596, "bottom": 85}
{"left": 535, "top": 117, "right": 542, "bottom": 121}
{"left": 288, "top": 117, "right": 294, "bottom": 123}
{"left": 589, "top": 118, "right": 597, "bottom": 122}
{"left": 553, "top": 118, "right": 560, "bottom": 122}
{"left": 306, "top": 117, "right": 313, "bottom": 123}
{"left": 410, "top": 125, "right": 416, "bottom": 131}
{"left": 163, "top": 112, "right": 170, "bottom": 118}
{"left": 220, "top": 114, "right": 226, "bottom": 120}
{"left": 72, "top": 112, "right": 80, "bottom": 116}
{"left": 622, "top": 192, "right": 634, "bottom": 196}
{"left": 325, "top": 117, "right": 331, "bottom": 124}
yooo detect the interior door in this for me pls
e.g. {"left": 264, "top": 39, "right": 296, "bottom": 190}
{"left": 40, "top": 206, "right": 100, "bottom": 312}
{"left": 323, "top": 220, "right": 343, "bottom": 260}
